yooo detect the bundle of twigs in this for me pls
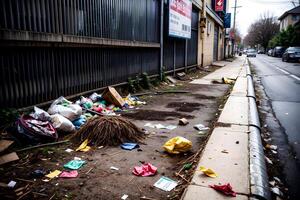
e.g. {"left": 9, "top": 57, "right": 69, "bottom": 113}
{"left": 72, "top": 116, "right": 145, "bottom": 146}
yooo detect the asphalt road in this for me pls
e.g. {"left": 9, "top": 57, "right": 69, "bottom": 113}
{"left": 250, "top": 54, "right": 300, "bottom": 199}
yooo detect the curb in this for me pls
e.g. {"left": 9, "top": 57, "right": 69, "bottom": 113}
{"left": 245, "top": 59, "right": 271, "bottom": 200}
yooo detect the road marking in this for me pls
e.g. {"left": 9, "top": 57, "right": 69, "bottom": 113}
{"left": 290, "top": 74, "right": 300, "bottom": 81}
{"left": 276, "top": 67, "right": 289, "bottom": 75}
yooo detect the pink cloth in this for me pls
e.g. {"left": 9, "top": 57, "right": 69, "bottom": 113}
{"left": 59, "top": 170, "right": 78, "bottom": 178}
{"left": 133, "top": 163, "right": 157, "bottom": 177}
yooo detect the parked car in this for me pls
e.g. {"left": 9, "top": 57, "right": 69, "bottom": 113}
{"left": 257, "top": 50, "right": 264, "bottom": 54}
{"left": 243, "top": 49, "right": 248, "bottom": 54}
{"left": 282, "top": 47, "right": 300, "bottom": 62}
{"left": 246, "top": 49, "right": 257, "bottom": 57}
{"left": 267, "top": 49, "right": 273, "bottom": 56}
{"left": 272, "top": 46, "right": 286, "bottom": 57}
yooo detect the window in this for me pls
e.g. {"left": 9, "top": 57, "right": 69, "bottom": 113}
{"left": 292, "top": 15, "right": 300, "bottom": 21}
{"left": 207, "top": 21, "right": 211, "bottom": 35}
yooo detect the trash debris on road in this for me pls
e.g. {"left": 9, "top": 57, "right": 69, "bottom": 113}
{"left": 145, "top": 123, "right": 177, "bottom": 130}
{"left": 183, "top": 163, "right": 193, "bottom": 170}
{"left": 163, "top": 136, "right": 192, "bottom": 154}
{"left": 76, "top": 139, "right": 91, "bottom": 152}
{"left": 31, "top": 169, "right": 46, "bottom": 178}
{"left": 193, "top": 124, "right": 209, "bottom": 131}
{"left": 64, "top": 160, "right": 86, "bottom": 170}
{"left": 271, "top": 187, "right": 283, "bottom": 196}
{"left": 199, "top": 166, "right": 218, "bottom": 178}
{"left": 0, "top": 152, "right": 19, "bottom": 165}
{"left": 0, "top": 140, "right": 14, "bottom": 153}
{"left": 222, "top": 77, "right": 236, "bottom": 85}
{"left": 265, "top": 156, "right": 273, "bottom": 165}
{"left": 221, "top": 150, "right": 229, "bottom": 154}
{"left": 121, "top": 194, "right": 129, "bottom": 200}
{"left": 59, "top": 170, "right": 78, "bottom": 178}
{"left": 102, "top": 86, "right": 125, "bottom": 107}
{"left": 65, "top": 148, "right": 74, "bottom": 153}
{"left": 266, "top": 144, "right": 278, "bottom": 150}
{"left": 45, "top": 170, "right": 62, "bottom": 179}
{"left": 178, "top": 118, "right": 189, "bottom": 126}
{"left": 154, "top": 176, "right": 178, "bottom": 191}
{"left": 110, "top": 166, "right": 119, "bottom": 171}
{"left": 7, "top": 180, "right": 16, "bottom": 188}
{"left": 210, "top": 183, "right": 237, "bottom": 197}
{"left": 73, "top": 116, "right": 145, "bottom": 146}
{"left": 50, "top": 114, "right": 75, "bottom": 132}
{"left": 120, "top": 143, "right": 140, "bottom": 150}
{"left": 72, "top": 115, "right": 87, "bottom": 129}
{"left": 133, "top": 163, "right": 157, "bottom": 177}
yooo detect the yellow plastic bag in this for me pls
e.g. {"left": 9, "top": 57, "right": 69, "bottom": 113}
{"left": 199, "top": 166, "right": 218, "bottom": 178}
{"left": 163, "top": 136, "right": 192, "bottom": 154}
{"left": 45, "top": 170, "right": 62, "bottom": 179}
{"left": 76, "top": 139, "right": 91, "bottom": 152}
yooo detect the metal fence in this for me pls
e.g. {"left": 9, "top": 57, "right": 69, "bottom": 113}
{"left": 0, "top": 0, "right": 199, "bottom": 109}
{"left": 0, "top": 0, "right": 160, "bottom": 42}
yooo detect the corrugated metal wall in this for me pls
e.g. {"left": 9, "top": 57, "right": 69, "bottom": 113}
{"left": 0, "top": 0, "right": 199, "bottom": 109}
{"left": 0, "top": 0, "right": 160, "bottom": 42}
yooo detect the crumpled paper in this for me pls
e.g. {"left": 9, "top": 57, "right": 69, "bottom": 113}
{"left": 210, "top": 183, "right": 237, "bottom": 197}
{"left": 133, "top": 163, "right": 157, "bottom": 177}
{"left": 163, "top": 136, "right": 192, "bottom": 154}
{"left": 199, "top": 166, "right": 218, "bottom": 178}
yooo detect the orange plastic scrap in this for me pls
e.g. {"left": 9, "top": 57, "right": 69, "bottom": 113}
{"left": 199, "top": 166, "right": 218, "bottom": 178}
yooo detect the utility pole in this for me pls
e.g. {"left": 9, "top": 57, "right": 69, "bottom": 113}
{"left": 231, "top": 0, "right": 241, "bottom": 56}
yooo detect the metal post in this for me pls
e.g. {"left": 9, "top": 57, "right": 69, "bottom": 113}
{"left": 185, "top": 39, "right": 188, "bottom": 73}
{"left": 160, "top": 0, "right": 164, "bottom": 80}
{"left": 232, "top": 0, "right": 237, "bottom": 56}
{"left": 173, "top": 40, "right": 176, "bottom": 76}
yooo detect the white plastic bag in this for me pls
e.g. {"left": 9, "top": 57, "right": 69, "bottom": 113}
{"left": 50, "top": 114, "right": 75, "bottom": 132}
{"left": 48, "top": 97, "right": 82, "bottom": 121}
{"left": 30, "top": 106, "right": 51, "bottom": 121}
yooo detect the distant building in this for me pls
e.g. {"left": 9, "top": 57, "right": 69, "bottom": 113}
{"left": 278, "top": 6, "right": 300, "bottom": 31}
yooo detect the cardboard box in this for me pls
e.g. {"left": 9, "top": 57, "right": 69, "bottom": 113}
{"left": 102, "top": 87, "right": 125, "bottom": 107}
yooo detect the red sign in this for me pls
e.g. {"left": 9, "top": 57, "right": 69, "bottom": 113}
{"left": 215, "top": 0, "right": 224, "bottom": 12}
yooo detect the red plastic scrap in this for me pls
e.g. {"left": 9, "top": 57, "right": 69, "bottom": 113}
{"left": 132, "top": 163, "right": 157, "bottom": 177}
{"left": 209, "top": 183, "right": 237, "bottom": 197}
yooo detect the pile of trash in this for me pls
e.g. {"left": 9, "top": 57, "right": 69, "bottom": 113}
{"left": 14, "top": 87, "right": 145, "bottom": 144}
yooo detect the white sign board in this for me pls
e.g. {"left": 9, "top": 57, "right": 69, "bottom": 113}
{"left": 169, "top": 0, "right": 192, "bottom": 39}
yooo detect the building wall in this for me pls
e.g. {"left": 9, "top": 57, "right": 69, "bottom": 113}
{"left": 280, "top": 14, "right": 300, "bottom": 30}
{"left": 218, "top": 27, "right": 224, "bottom": 60}
{"left": 202, "top": 15, "right": 215, "bottom": 66}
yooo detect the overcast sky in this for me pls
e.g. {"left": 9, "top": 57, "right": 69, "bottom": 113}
{"left": 228, "top": 0, "right": 297, "bottom": 37}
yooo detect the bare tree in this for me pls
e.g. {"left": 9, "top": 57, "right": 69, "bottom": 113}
{"left": 243, "top": 12, "right": 279, "bottom": 50}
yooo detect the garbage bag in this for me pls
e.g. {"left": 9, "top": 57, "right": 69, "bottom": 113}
{"left": 30, "top": 106, "right": 51, "bottom": 121}
{"left": 17, "top": 115, "right": 58, "bottom": 144}
{"left": 163, "top": 136, "right": 192, "bottom": 154}
{"left": 50, "top": 114, "right": 75, "bottom": 132}
{"left": 48, "top": 96, "right": 82, "bottom": 121}
{"left": 72, "top": 115, "right": 87, "bottom": 129}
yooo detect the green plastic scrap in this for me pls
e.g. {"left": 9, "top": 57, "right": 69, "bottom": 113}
{"left": 183, "top": 163, "right": 193, "bottom": 170}
{"left": 64, "top": 160, "right": 86, "bottom": 170}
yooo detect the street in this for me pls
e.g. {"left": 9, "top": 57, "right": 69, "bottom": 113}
{"left": 250, "top": 54, "right": 300, "bottom": 199}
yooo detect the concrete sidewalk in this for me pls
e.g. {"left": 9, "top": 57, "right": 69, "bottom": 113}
{"left": 181, "top": 56, "right": 251, "bottom": 200}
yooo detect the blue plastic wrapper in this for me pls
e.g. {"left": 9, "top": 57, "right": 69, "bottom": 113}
{"left": 120, "top": 143, "right": 140, "bottom": 150}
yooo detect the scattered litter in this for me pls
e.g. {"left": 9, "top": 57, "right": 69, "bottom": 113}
{"left": 74, "top": 157, "right": 82, "bottom": 160}
{"left": 163, "top": 136, "right": 192, "bottom": 154}
{"left": 45, "top": 170, "right": 62, "bottom": 179}
{"left": 73, "top": 116, "right": 145, "bottom": 146}
{"left": 72, "top": 115, "right": 87, "bottom": 129}
{"left": 221, "top": 150, "right": 229, "bottom": 154}
{"left": 30, "top": 106, "right": 51, "bottom": 121}
{"left": 176, "top": 72, "right": 186, "bottom": 80}
{"left": 166, "top": 76, "right": 177, "bottom": 84}
{"left": 236, "top": 141, "right": 239, "bottom": 144}
{"left": 265, "top": 156, "right": 273, "bottom": 165}
{"left": 64, "top": 160, "right": 86, "bottom": 170}
{"left": 7, "top": 181, "right": 17, "bottom": 188}
{"left": 133, "top": 163, "right": 157, "bottom": 177}
{"left": 266, "top": 144, "right": 278, "bottom": 150}
{"left": 59, "top": 170, "right": 78, "bottom": 178}
{"left": 222, "top": 77, "right": 235, "bottom": 85}
{"left": 178, "top": 118, "right": 189, "bottom": 126}
{"left": 271, "top": 187, "right": 283, "bottom": 196}
{"left": 274, "top": 177, "right": 282, "bottom": 184}
{"left": 145, "top": 123, "right": 177, "bottom": 130}
{"left": 31, "top": 169, "right": 46, "bottom": 178}
{"left": 210, "top": 183, "right": 237, "bottom": 197}
{"left": 269, "top": 180, "right": 276, "bottom": 187}
{"left": 102, "top": 86, "right": 125, "bottom": 107}
{"left": 50, "top": 114, "right": 75, "bottom": 132}
{"left": 0, "top": 152, "right": 19, "bottom": 165}
{"left": 121, "top": 143, "right": 140, "bottom": 150}
{"left": 110, "top": 166, "right": 119, "bottom": 171}
{"left": 65, "top": 148, "right": 74, "bottom": 153}
{"left": 121, "top": 194, "right": 129, "bottom": 200}
{"left": 154, "top": 176, "right": 178, "bottom": 191}
{"left": 76, "top": 139, "right": 91, "bottom": 152}
{"left": 193, "top": 124, "right": 209, "bottom": 131}
{"left": 183, "top": 163, "right": 193, "bottom": 170}
{"left": 199, "top": 166, "right": 218, "bottom": 178}
{"left": 0, "top": 140, "right": 14, "bottom": 153}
